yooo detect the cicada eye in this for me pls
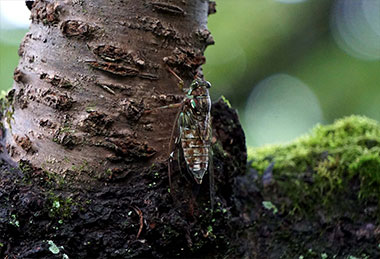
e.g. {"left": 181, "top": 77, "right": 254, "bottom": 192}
{"left": 191, "top": 80, "right": 199, "bottom": 88}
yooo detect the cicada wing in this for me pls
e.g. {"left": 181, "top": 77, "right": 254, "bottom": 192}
{"left": 168, "top": 103, "right": 184, "bottom": 191}
{"left": 208, "top": 123, "right": 215, "bottom": 211}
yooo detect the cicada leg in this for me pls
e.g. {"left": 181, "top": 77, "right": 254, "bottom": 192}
{"left": 176, "top": 143, "right": 191, "bottom": 184}
{"left": 144, "top": 102, "right": 182, "bottom": 114}
{"left": 168, "top": 149, "right": 175, "bottom": 193}
{"left": 167, "top": 66, "right": 184, "bottom": 91}
{"left": 168, "top": 107, "right": 183, "bottom": 195}
{"left": 209, "top": 148, "right": 215, "bottom": 211}
{"left": 169, "top": 137, "right": 185, "bottom": 188}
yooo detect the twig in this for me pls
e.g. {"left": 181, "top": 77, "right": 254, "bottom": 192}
{"left": 131, "top": 206, "right": 144, "bottom": 239}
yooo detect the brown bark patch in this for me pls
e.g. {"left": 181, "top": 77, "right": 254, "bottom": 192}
{"left": 127, "top": 16, "right": 179, "bottom": 40}
{"left": 40, "top": 73, "right": 73, "bottom": 89}
{"left": 81, "top": 111, "right": 113, "bottom": 136}
{"left": 18, "top": 33, "right": 32, "bottom": 58}
{"left": 14, "top": 135, "right": 33, "bottom": 153}
{"left": 92, "top": 45, "right": 146, "bottom": 67}
{"left": 121, "top": 99, "right": 145, "bottom": 122}
{"left": 39, "top": 119, "right": 55, "bottom": 129}
{"left": 93, "top": 45, "right": 130, "bottom": 62}
{"left": 61, "top": 20, "right": 95, "bottom": 38}
{"left": 208, "top": 1, "right": 217, "bottom": 15}
{"left": 52, "top": 127, "right": 79, "bottom": 149}
{"left": 41, "top": 90, "right": 74, "bottom": 111}
{"left": 13, "top": 69, "right": 25, "bottom": 83}
{"left": 86, "top": 61, "right": 139, "bottom": 77}
{"left": 164, "top": 47, "right": 206, "bottom": 71}
{"left": 31, "top": 1, "right": 61, "bottom": 25}
{"left": 150, "top": 2, "right": 186, "bottom": 15}
{"left": 95, "top": 82, "right": 135, "bottom": 96}
{"left": 15, "top": 89, "right": 28, "bottom": 109}
{"left": 197, "top": 28, "right": 215, "bottom": 46}
{"left": 103, "top": 137, "right": 156, "bottom": 161}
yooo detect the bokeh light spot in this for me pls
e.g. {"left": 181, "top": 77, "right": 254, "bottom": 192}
{"left": 0, "top": 1, "right": 30, "bottom": 45}
{"left": 244, "top": 74, "right": 324, "bottom": 146}
{"left": 331, "top": 0, "right": 380, "bottom": 60}
{"left": 362, "top": 0, "right": 380, "bottom": 35}
{"left": 0, "top": 1, "right": 31, "bottom": 29}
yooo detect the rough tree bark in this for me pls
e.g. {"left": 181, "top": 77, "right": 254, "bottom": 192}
{"left": 0, "top": 0, "right": 248, "bottom": 258}
{"left": 4, "top": 0, "right": 215, "bottom": 177}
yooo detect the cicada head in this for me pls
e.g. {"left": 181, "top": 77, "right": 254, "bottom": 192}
{"left": 188, "top": 78, "right": 211, "bottom": 94}
{"left": 187, "top": 79, "right": 211, "bottom": 115}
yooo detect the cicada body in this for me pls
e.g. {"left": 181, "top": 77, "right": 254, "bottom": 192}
{"left": 177, "top": 79, "right": 212, "bottom": 184}
{"left": 146, "top": 72, "right": 214, "bottom": 204}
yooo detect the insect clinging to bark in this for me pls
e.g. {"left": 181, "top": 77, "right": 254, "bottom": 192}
{"left": 149, "top": 69, "right": 214, "bottom": 205}
{"left": 169, "top": 76, "right": 212, "bottom": 185}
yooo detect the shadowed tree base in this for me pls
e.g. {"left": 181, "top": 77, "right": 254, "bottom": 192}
{"left": 0, "top": 100, "right": 250, "bottom": 258}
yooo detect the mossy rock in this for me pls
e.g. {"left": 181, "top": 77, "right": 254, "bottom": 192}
{"left": 248, "top": 115, "right": 380, "bottom": 217}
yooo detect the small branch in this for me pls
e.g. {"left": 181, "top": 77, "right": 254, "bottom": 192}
{"left": 131, "top": 206, "right": 144, "bottom": 240}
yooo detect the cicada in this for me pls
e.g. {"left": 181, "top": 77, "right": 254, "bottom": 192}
{"left": 150, "top": 70, "right": 214, "bottom": 206}
{"left": 169, "top": 77, "right": 213, "bottom": 185}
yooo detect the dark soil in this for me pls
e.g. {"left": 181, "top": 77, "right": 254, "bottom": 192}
{"left": 243, "top": 166, "right": 380, "bottom": 258}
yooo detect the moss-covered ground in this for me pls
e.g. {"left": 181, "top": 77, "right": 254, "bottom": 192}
{"left": 247, "top": 116, "right": 380, "bottom": 258}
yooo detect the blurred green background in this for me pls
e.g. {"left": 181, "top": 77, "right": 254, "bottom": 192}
{"left": 1, "top": 0, "right": 380, "bottom": 147}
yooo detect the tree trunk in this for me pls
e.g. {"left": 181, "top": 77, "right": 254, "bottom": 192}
{"left": 4, "top": 0, "right": 216, "bottom": 177}
{"left": 0, "top": 0, "right": 248, "bottom": 258}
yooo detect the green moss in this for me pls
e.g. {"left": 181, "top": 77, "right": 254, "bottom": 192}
{"left": 9, "top": 214, "right": 20, "bottom": 227}
{"left": 48, "top": 193, "right": 74, "bottom": 219}
{"left": 39, "top": 165, "right": 66, "bottom": 188}
{"left": 248, "top": 115, "right": 380, "bottom": 215}
{"left": 349, "top": 153, "right": 380, "bottom": 200}
{"left": 220, "top": 95, "right": 232, "bottom": 108}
